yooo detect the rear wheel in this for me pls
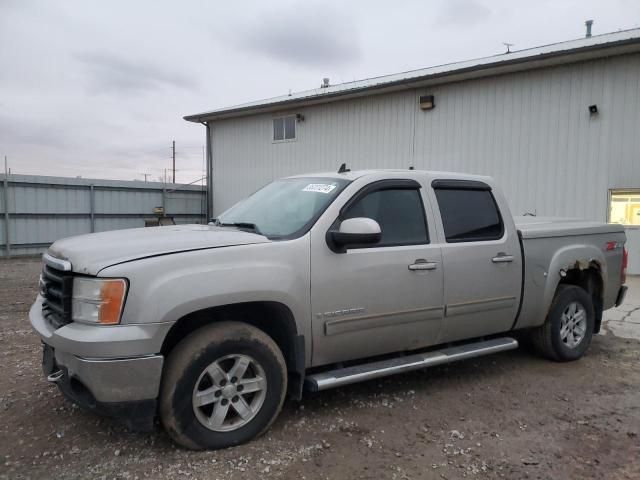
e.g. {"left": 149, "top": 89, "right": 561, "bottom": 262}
{"left": 160, "top": 321, "right": 287, "bottom": 449}
{"left": 531, "top": 285, "right": 595, "bottom": 362}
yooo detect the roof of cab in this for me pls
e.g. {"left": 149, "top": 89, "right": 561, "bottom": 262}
{"left": 285, "top": 169, "right": 493, "bottom": 183}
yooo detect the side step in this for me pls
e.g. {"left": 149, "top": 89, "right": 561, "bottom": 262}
{"left": 305, "top": 337, "right": 518, "bottom": 392}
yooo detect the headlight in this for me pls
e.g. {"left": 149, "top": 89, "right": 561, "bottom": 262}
{"left": 72, "top": 277, "right": 128, "bottom": 325}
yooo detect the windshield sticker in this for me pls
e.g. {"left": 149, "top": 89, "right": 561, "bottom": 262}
{"left": 302, "top": 183, "right": 337, "bottom": 194}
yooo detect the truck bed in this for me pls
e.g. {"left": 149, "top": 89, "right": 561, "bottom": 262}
{"left": 513, "top": 215, "right": 626, "bottom": 331}
{"left": 514, "top": 216, "right": 625, "bottom": 239}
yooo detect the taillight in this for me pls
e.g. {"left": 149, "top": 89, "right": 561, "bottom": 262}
{"left": 621, "top": 247, "right": 628, "bottom": 284}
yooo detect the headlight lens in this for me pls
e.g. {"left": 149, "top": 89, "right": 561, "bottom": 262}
{"left": 72, "top": 277, "right": 128, "bottom": 325}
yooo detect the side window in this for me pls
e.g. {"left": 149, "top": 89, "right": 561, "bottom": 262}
{"left": 273, "top": 116, "right": 296, "bottom": 141}
{"left": 434, "top": 187, "right": 504, "bottom": 242}
{"left": 343, "top": 188, "right": 429, "bottom": 246}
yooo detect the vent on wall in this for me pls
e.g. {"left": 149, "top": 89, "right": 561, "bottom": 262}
{"left": 419, "top": 95, "right": 435, "bottom": 111}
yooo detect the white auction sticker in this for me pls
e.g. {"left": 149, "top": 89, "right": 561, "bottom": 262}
{"left": 302, "top": 184, "right": 337, "bottom": 194}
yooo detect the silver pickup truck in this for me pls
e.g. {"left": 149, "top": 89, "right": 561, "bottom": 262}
{"left": 30, "top": 169, "right": 628, "bottom": 450}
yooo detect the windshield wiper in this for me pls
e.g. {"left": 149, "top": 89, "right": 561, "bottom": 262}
{"left": 216, "top": 221, "right": 262, "bottom": 235}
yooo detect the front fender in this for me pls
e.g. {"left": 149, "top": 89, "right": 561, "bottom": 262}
{"left": 145, "top": 263, "right": 304, "bottom": 324}
{"left": 100, "top": 239, "right": 311, "bottom": 352}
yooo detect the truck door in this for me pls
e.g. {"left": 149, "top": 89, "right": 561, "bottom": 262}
{"left": 309, "top": 179, "right": 444, "bottom": 366}
{"left": 430, "top": 180, "right": 522, "bottom": 342}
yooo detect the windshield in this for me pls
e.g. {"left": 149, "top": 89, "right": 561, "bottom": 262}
{"left": 216, "top": 177, "right": 350, "bottom": 239}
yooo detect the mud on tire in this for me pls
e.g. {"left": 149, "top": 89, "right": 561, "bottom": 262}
{"left": 531, "top": 285, "right": 595, "bottom": 362}
{"left": 159, "top": 321, "right": 287, "bottom": 450}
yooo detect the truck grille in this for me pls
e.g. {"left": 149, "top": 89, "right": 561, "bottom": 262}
{"left": 40, "top": 264, "right": 73, "bottom": 329}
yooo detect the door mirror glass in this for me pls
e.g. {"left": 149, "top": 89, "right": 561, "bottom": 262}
{"left": 331, "top": 217, "right": 382, "bottom": 248}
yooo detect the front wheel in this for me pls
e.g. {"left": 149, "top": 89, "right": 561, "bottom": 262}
{"left": 531, "top": 285, "right": 595, "bottom": 362}
{"left": 160, "top": 321, "right": 287, "bottom": 450}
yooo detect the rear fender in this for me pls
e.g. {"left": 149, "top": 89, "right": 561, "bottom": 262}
{"left": 542, "top": 244, "right": 606, "bottom": 317}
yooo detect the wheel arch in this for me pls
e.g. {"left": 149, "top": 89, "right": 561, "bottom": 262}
{"left": 541, "top": 244, "right": 607, "bottom": 331}
{"left": 161, "top": 301, "right": 305, "bottom": 399}
{"left": 557, "top": 263, "right": 604, "bottom": 333}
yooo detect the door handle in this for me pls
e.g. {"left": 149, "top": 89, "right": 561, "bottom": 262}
{"left": 408, "top": 260, "right": 438, "bottom": 271}
{"left": 492, "top": 254, "right": 514, "bottom": 263}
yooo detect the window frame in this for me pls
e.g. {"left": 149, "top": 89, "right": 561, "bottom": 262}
{"left": 272, "top": 115, "right": 297, "bottom": 143}
{"left": 327, "top": 179, "right": 430, "bottom": 250}
{"left": 608, "top": 188, "right": 640, "bottom": 228}
{"left": 432, "top": 180, "right": 505, "bottom": 243}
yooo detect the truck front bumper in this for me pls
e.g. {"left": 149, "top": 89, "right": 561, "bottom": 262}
{"left": 41, "top": 343, "right": 160, "bottom": 431}
{"left": 30, "top": 296, "right": 172, "bottom": 430}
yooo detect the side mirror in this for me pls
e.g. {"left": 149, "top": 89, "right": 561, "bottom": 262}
{"left": 329, "top": 217, "right": 382, "bottom": 251}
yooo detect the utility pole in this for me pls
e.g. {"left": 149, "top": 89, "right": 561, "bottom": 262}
{"left": 142, "top": 173, "right": 150, "bottom": 182}
{"left": 3, "top": 156, "right": 10, "bottom": 257}
{"left": 172, "top": 140, "right": 176, "bottom": 184}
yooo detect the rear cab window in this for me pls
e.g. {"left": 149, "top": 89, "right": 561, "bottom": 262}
{"left": 432, "top": 180, "right": 504, "bottom": 242}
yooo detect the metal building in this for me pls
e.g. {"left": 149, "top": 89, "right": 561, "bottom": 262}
{"left": 0, "top": 174, "right": 206, "bottom": 256}
{"left": 185, "top": 29, "right": 640, "bottom": 273}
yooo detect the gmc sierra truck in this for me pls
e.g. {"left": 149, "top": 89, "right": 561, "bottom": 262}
{"left": 30, "top": 169, "right": 628, "bottom": 450}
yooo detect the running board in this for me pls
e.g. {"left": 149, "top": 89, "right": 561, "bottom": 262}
{"left": 305, "top": 337, "right": 518, "bottom": 392}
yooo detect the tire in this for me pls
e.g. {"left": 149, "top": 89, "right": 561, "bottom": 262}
{"left": 159, "top": 321, "right": 287, "bottom": 450}
{"left": 531, "top": 285, "right": 595, "bottom": 362}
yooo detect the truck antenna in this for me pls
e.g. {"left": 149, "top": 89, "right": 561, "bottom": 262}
{"left": 338, "top": 163, "right": 350, "bottom": 173}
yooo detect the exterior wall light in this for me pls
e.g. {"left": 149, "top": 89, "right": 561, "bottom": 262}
{"left": 419, "top": 95, "right": 435, "bottom": 111}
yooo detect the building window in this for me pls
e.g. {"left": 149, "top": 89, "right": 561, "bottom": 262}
{"left": 609, "top": 190, "right": 640, "bottom": 226}
{"left": 273, "top": 116, "right": 296, "bottom": 142}
{"left": 434, "top": 187, "right": 504, "bottom": 242}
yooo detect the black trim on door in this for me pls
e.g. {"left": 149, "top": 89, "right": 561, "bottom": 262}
{"left": 509, "top": 230, "right": 527, "bottom": 331}
{"left": 431, "top": 179, "right": 492, "bottom": 191}
{"left": 339, "top": 179, "right": 423, "bottom": 215}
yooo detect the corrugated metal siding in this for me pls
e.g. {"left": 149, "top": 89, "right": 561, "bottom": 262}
{"left": 210, "top": 53, "right": 640, "bottom": 273}
{"left": 211, "top": 53, "right": 640, "bottom": 219}
{"left": 0, "top": 175, "right": 206, "bottom": 256}
{"left": 210, "top": 90, "right": 417, "bottom": 213}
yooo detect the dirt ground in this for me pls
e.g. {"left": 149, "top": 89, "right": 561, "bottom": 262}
{"left": 1, "top": 257, "right": 639, "bottom": 480}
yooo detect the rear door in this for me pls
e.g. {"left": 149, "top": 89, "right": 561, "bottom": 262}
{"left": 430, "top": 179, "right": 522, "bottom": 342}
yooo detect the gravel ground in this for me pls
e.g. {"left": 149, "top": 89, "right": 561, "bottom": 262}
{"left": 1, "top": 257, "right": 639, "bottom": 480}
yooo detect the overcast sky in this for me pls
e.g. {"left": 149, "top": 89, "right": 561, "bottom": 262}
{"left": 1, "top": 0, "right": 639, "bottom": 184}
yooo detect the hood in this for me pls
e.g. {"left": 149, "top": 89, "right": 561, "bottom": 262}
{"left": 47, "top": 224, "right": 270, "bottom": 275}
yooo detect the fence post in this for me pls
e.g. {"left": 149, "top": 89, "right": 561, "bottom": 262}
{"left": 2, "top": 174, "right": 10, "bottom": 257}
{"left": 89, "top": 184, "right": 95, "bottom": 233}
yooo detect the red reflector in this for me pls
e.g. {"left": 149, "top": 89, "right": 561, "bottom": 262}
{"left": 622, "top": 247, "right": 628, "bottom": 284}
{"left": 606, "top": 241, "right": 617, "bottom": 251}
